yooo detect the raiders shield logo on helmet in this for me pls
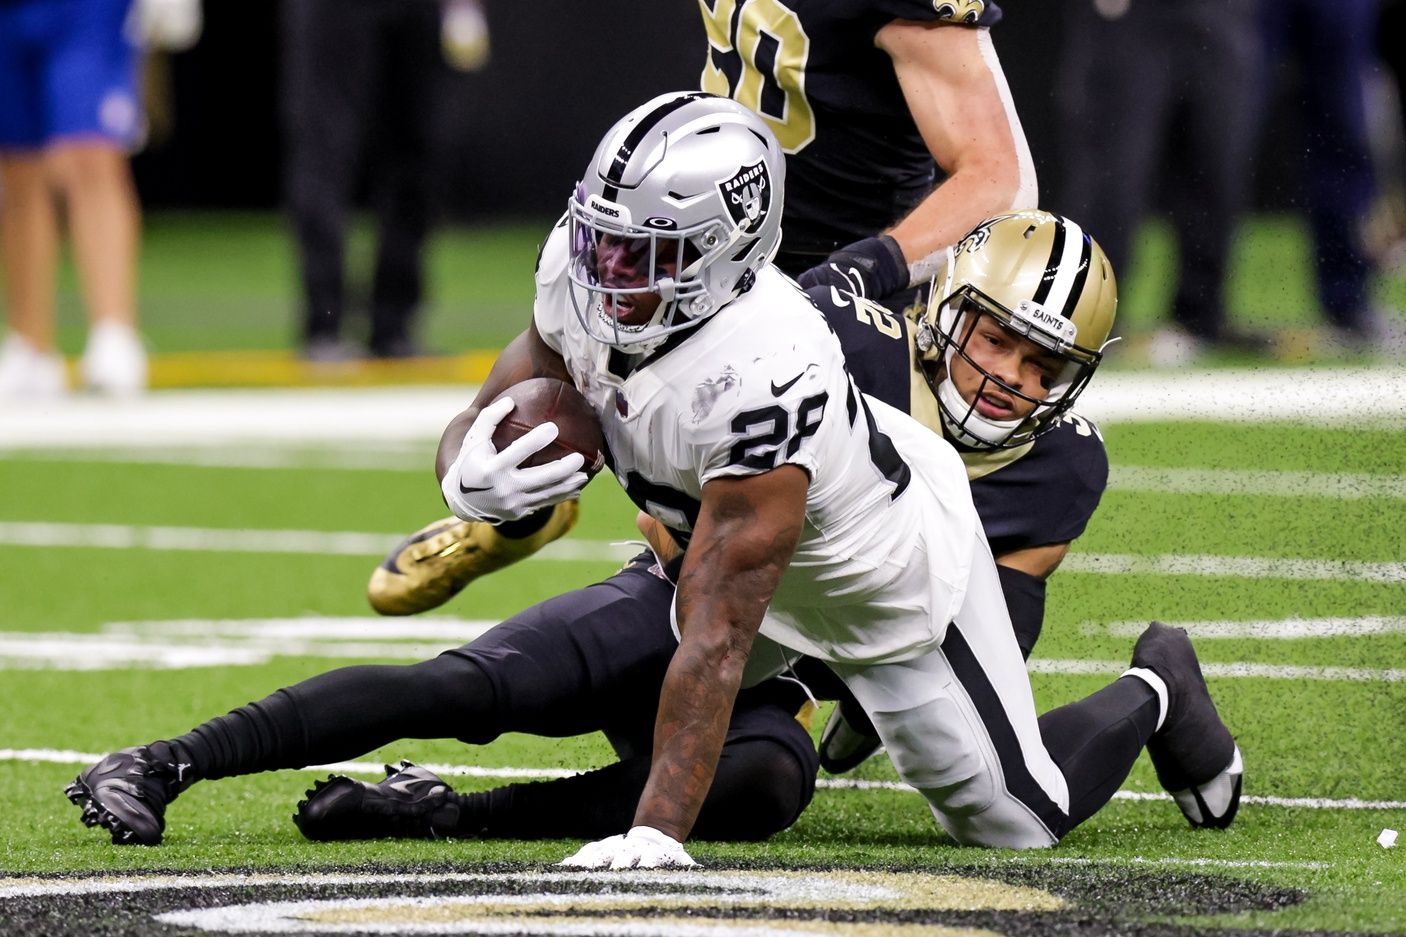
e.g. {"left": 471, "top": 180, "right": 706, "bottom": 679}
{"left": 718, "top": 161, "right": 772, "bottom": 233}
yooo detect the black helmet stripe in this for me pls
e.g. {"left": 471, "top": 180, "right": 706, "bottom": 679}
{"left": 1061, "top": 230, "right": 1094, "bottom": 320}
{"left": 601, "top": 92, "right": 709, "bottom": 201}
{"left": 1031, "top": 218, "right": 1066, "bottom": 306}
{"left": 1032, "top": 216, "right": 1090, "bottom": 319}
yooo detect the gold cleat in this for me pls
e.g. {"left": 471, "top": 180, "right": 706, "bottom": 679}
{"left": 367, "top": 501, "right": 579, "bottom": 616}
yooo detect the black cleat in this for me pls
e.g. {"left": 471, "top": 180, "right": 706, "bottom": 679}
{"left": 1131, "top": 622, "right": 1244, "bottom": 829}
{"left": 293, "top": 761, "right": 461, "bottom": 841}
{"left": 64, "top": 746, "right": 190, "bottom": 846}
{"left": 818, "top": 701, "right": 883, "bottom": 774}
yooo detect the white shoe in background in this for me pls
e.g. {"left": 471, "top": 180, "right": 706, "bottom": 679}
{"left": 0, "top": 333, "right": 68, "bottom": 400}
{"left": 80, "top": 321, "right": 148, "bottom": 396}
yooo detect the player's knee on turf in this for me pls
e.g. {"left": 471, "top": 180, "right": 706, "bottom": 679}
{"left": 692, "top": 733, "right": 818, "bottom": 842}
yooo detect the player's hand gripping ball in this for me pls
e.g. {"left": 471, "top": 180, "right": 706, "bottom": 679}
{"left": 441, "top": 378, "right": 604, "bottom": 524}
{"left": 489, "top": 378, "right": 605, "bottom": 476}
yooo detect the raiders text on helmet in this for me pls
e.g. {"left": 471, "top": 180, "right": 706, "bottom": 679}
{"left": 912, "top": 210, "right": 1117, "bottom": 449}
{"left": 567, "top": 92, "right": 786, "bottom": 352}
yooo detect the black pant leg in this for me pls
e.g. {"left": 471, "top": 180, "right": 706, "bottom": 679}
{"left": 368, "top": 0, "right": 447, "bottom": 354}
{"left": 1169, "top": 0, "right": 1259, "bottom": 338}
{"left": 281, "top": 0, "right": 379, "bottom": 345}
{"left": 162, "top": 564, "right": 678, "bottom": 783}
{"left": 1038, "top": 676, "right": 1160, "bottom": 831}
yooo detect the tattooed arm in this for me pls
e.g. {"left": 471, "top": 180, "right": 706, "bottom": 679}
{"left": 632, "top": 464, "right": 810, "bottom": 841}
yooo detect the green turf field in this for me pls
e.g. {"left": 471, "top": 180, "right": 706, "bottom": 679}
{"left": 4, "top": 212, "right": 1405, "bottom": 935}
{"left": 1, "top": 409, "right": 1403, "bottom": 935}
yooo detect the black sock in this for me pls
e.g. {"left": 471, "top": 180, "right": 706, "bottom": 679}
{"left": 157, "top": 655, "right": 493, "bottom": 784}
{"left": 1039, "top": 676, "right": 1160, "bottom": 830}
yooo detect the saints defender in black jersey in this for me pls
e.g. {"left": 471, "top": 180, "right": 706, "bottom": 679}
{"left": 61, "top": 210, "right": 1242, "bottom": 851}
{"left": 701, "top": 0, "right": 1035, "bottom": 298}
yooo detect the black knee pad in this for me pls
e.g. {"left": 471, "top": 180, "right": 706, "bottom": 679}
{"left": 693, "top": 707, "right": 819, "bottom": 842}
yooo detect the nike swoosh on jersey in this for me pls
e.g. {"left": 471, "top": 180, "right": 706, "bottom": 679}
{"left": 771, "top": 373, "right": 806, "bottom": 396}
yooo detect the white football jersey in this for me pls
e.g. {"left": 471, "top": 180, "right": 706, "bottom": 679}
{"left": 534, "top": 221, "right": 979, "bottom": 665}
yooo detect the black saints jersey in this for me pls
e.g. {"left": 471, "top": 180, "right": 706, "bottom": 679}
{"left": 700, "top": 0, "right": 1003, "bottom": 270}
{"left": 815, "top": 284, "right": 1109, "bottom": 556}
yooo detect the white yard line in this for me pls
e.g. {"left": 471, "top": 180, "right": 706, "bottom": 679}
{"left": 0, "top": 521, "right": 638, "bottom": 563}
{"left": 1059, "top": 552, "right": 1406, "bottom": 583}
{"left": 1108, "top": 465, "right": 1406, "bottom": 500}
{"left": 1090, "top": 616, "right": 1406, "bottom": 639}
{"left": 8, "top": 748, "right": 1402, "bottom": 813}
{"left": 1030, "top": 658, "right": 1406, "bottom": 682}
{"left": 2, "top": 522, "right": 1402, "bottom": 585}
{"left": 10, "top": 446, "right": 1406, "bottom": 506}
{"left": 1, "top": 444, "right": 430, "bottom": 472}
{"left": 2, "top": 616, "right": 1404, "bottom": 676}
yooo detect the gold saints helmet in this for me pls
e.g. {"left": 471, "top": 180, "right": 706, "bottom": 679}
{"left": 912, "top": 210, "right": 1117, "bottom": 449}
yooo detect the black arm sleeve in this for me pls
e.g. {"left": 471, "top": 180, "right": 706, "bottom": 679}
{"left": 997, "top": 563, "right": 1047, "bottom": 660}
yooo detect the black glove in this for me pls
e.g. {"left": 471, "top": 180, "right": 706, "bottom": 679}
{"left": 796, "top": 234, "right": 909, "bottom": 299}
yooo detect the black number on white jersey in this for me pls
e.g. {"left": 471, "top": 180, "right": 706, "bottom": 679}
{"left": 728, "top": 391, "right": 829, "bottom": 470}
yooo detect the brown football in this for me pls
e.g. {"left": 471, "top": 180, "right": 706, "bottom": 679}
{"left": 489, "top": 377, "right": 606, "bottom": 477}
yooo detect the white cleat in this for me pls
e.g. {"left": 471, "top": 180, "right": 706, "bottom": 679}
{"left": 1169, "top": 744, "right": 1243, "bottom": 829}
{"left": 80, "top": 321, "right": 148, "bottom": 396}
{"left": 0, "top": 333, "right": 67, "bottom": 400}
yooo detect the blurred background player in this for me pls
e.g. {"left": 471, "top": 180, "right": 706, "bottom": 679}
{"left": 282, "top": 0, "right": 487, "bottom": 362}
{"left": 1259, "top": 0, "right": 1401, "bottom": 353}
{"left": 0, "top": 0, "right": 195, "bottom": 398}
{"left": 1054, "top": 0, "right": 1269, "bottom": 366}
{"left": 702, "top": 0, "right": 1035, "bottom": 298}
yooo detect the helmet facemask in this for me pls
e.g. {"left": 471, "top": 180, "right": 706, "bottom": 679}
{"left": 566, "top": 189, "right": 738, "bottom": 353}
{"left": 917, "top": 286, "right": 1103, "bottom": 449}
{"left": 565, "top": 92, "right": 786, "bottom": 354}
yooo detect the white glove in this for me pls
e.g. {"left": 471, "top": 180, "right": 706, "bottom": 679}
{"left": 126, "top": 0, "right": 203, "bottom": 51}
{"left": 559, "top": 826, "right": 698, "bottom": 870}
{"left": 441, "top": 396, "right": 588, "bottom": 524}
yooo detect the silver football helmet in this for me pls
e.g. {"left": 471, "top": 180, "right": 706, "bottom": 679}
{"left": 567, "top": 91, "right": 785, "bottom": 352}
{"left": 913, "top": 210, "right": 1118, "bottom": 449}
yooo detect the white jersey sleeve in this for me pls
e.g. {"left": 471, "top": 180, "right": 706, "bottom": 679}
{"left": 531, "top": 215, "right": 573, "bottom": 358}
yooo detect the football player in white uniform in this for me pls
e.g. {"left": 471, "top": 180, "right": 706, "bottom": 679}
{"left": 435, "top": 93, "right": 1239, "bottom": 862}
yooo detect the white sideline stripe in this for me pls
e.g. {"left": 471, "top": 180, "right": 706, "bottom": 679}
{"left": 1109, "top": 465, "right": 1406, "bottom": 501}
{"left": 2, "top": 522, "right": 1402, "bottom": 585}
{"left": 1030, "top": 658, "right": 1406, "bottom": 683}
{"left": 12, "top": 748, "right": 1403, "bottom": 812}
{"left": 0, "top": 369, "right": 1403, "bottom": 449}
{"left": 1091, "top": 616, "right": 1406, "bottom": 640}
